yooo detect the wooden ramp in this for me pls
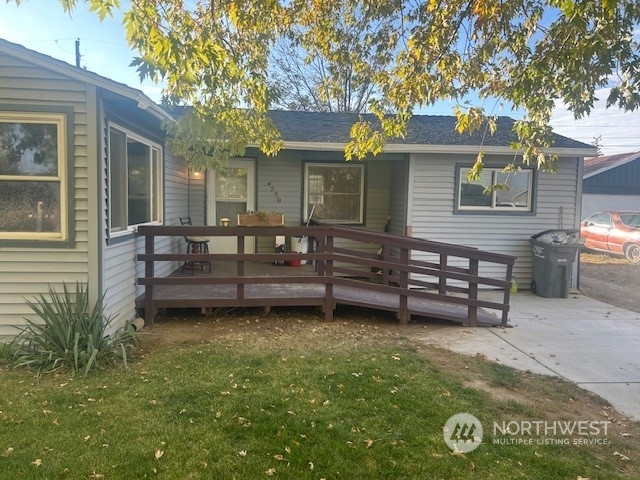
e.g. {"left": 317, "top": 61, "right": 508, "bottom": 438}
{"left": 136, "top": 261, "right": 502, "bottom": 326}
{"left": 136, "top": 225, "right": 515, "bottom": 327}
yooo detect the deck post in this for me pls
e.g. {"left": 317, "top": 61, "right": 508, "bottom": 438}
{"left": 381, "top": 245, "right": 390, "bottom": 286}
{"left": 237, "top": 234, "right": 245, "bottom": 303}
{"left": 324, "top": 234, "right": 334, "bottom": 321}
{"left": 398, "top": 247, "right": 410, "bottom": 324}
{"left": 144, "top": 233, "right": 156, "bottom": 325}
{"left": 439, "top": 254, "right": 448, "bottom": 295}
{"left": 467, "top": 259, "right": 479, "bottom": 326}
{"left": 501, "top": 263, "right": 514, "bottom": 326}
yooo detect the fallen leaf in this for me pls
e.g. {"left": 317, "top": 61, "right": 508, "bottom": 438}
{"left": 1, "top": 447, "right": 14, "bottom": 457}
{"left": 365, "top": 439, "right": 374, "bottom": 448}
{"left": 614, "top": 451, "right": 630, "bottom": 461}
{"left": 239, "top": 450, "right": 247, "bottom": 457}
{"left": 155, "top": 449, "right": 164, "bottom": 460}
{"left": 274, "top": 454, "right": 284, "bottom": 460}
{"left": 32, "top": 459, "right": 42, "bottom": 467}
{"left": 266, "top": 467, "right": 276, "bottom": 476}
{"left": 534, "top": 451, "right": 542, "bottom": 458}
{"left": 309, "top": 461, "right": 314, "bottom": 470}
{"left": 576, "top": 476, "right": 591, "bottom": 480}
{"left": 620, "top": 433, "right": 633, "bottom": 437}
{"left": 450, "top": 447, "right": 466, "bottom": 458}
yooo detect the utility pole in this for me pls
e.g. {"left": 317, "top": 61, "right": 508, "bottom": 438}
{"left": 75, "top": 38, "right": 80, "bottom": 67}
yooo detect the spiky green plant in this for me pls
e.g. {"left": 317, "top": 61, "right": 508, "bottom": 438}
{"left": 10, "top": 282, "right": 136, "bottom": 376}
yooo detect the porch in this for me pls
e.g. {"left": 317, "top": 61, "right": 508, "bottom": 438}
{"left": 136, "top": 225, "right": 516, "bottom": 326}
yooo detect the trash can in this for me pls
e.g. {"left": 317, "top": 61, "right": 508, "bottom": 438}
{"left": 530, "top": 229, "right": 582, "bottom": 298}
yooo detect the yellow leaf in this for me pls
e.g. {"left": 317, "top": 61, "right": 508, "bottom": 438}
{"left": 32, "top": 459, "right": 42, "bottom": 467}
{"left": 1, "top": 447, "right": 14, "bottom": 457}
{"left": 365, "top": 439, "right": 374, "bottom": 448}
{"left": 155, "top": 449, "right": 164, "bottom": 460}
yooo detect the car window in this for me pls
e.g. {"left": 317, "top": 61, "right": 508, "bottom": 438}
{"left": 585, "top": 213, "right": 612, "bottom": 227}
{"left": 620, "top": 213, "right": 640, "bottom": 228}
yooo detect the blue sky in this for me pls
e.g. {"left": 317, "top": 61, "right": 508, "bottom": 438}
{"left": 2, "top": 1, "right": 639, "bottom": 156}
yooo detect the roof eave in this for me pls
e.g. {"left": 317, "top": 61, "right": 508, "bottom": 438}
{"left": 274, "top": 141, "right": 596, "bottom": 157}
{"left": 0, "top": 39, "right": 173, "bottom": 123}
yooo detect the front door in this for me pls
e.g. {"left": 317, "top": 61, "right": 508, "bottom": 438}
{"left": 207, "top": 159, "right": 256, "bottom": 253}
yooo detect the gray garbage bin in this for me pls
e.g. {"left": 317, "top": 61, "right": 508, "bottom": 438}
{"left": 530, "top": 229, "right": 582, "bottom": 298}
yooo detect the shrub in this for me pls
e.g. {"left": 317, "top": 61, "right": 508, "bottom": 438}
{"left": 10, "top": 282, "right": 136, "bottom": 376}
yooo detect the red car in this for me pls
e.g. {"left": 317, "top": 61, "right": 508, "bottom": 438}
{"left": 580, "top": 211, "right": 640, "bottom": 263}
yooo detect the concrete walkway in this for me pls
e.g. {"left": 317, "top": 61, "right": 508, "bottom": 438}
{"left": 415, "top": 291, "right": 640, "bottom": 421}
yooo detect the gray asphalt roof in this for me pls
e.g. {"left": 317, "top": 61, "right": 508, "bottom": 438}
{"left": 267, "top": 110, "right": 592, "bottom": 149}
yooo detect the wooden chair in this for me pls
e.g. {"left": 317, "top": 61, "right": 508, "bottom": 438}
{"left": 180, "top": 217, "right": 211, "bottom": 273}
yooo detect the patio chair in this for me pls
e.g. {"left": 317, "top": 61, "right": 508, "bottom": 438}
{"left": 180, "top": 217, "right": 211, "bottom": 273}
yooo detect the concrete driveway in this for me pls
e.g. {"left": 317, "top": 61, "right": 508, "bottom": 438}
{"left": 415, "top": 291, "right": 640, "bottom": 421}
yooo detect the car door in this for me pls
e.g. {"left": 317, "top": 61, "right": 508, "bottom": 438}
{"left": 581, "top": 212, "right": 613, "bottom": 251}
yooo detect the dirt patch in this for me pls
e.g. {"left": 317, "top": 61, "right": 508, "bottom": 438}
{"left": 580, "top": 252, "right": 640, "bottom": 314}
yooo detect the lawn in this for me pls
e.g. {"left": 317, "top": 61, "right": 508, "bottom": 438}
{"left": 1, "top": 309, "right": 638, "bottom": 479}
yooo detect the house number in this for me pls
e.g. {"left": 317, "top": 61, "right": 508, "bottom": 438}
{"left": 266, "top": 181, "right": 282, "bottom": 203}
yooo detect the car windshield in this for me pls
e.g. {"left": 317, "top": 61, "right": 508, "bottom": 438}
{"left": 620, "top": 213, "right": 640, "bottom": 228}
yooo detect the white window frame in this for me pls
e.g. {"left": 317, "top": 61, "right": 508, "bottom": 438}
{"left": 457, "top": 167, "right": 534, "bottom": 212}
{"left": 108, "top": 123, "right": 163, "bottom": 236}
{"left": 0, "top": 111, "right": 68, "bottom": 241}
{"left": 304, "top": 163, "right": 365, "bottom": 224}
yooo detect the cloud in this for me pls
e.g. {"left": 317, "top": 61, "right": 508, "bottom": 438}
{"left": 550, "top": 87, "right": 640, "bottom": 156}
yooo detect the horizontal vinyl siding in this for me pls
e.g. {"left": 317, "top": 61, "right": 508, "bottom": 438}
{"left": 0, "top": 54, "right": 90, "bottom": 339}
{"left": 388, "top": 158, "right": 409, "bottom": 237}
{"left": 254, "top": 152, "right": 397, "bottom": 259}
{"left": 409, "top": 153, "right": 581, "bottom": 288}
{"left": 103, "top": 149, "right": 189, "bottom": 324}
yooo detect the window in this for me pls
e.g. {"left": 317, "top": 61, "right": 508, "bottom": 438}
{"left": 0, "top": 111, "right": 68, "bottom": 241}
{"left": 584, "top": 212, "right": 612, "bottom": 228}
{"left": 304, "top": 163, "right": 364, "bottom": 223}
{"left": 457, "top": 167, "right": 534, "bottom": 212}
{"left": 108, "top": 125, "right": 162, "bottom": 234}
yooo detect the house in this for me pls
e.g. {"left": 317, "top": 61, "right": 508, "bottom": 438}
{"left": 0, "top": 38, "right": 595, "bottom": 339}
{"left": 0, "top": 38, "right": 189, "bottom": 339}
{"left": 582, "top": 151, "right": 640, "bottom": 219}
{"left": 187, "top": 110, "right": 594, "bottom": 289}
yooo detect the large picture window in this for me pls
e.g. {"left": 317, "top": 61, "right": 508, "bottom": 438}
{"left": 304, "top": 163, "right": 364, "bottom": 223}
{"left": 0, "top": 111, "right": 68, "bottom": 241}
{"left": 457, "top": 167, "right": 534, "bottom": 212}
{"left": 109, "top": 125, "right": 162, "bottom": 234}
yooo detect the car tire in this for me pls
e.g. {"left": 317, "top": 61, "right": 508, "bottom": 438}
{"left": 624, "top": 243, "right": 640, "bottom": 264}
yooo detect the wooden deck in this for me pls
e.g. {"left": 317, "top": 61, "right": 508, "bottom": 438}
{"left": 137, "top": 261, "right": 503, "bottom": 326}
{"left": 136, "top": 225, "right": 516, "bottom": 327}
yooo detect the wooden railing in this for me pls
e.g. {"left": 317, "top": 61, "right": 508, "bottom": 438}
{"left": 137, "top": 225, "right": 516, "bottom": 327}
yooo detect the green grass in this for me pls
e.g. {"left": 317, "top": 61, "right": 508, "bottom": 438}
{"left": 0, "top": 338, "right": 637, "bottom": 479}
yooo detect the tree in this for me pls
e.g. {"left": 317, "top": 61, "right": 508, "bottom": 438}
{"left": 268, "top": 0, "right": 396, "bottom": 114}
{"left": 19, "top": 1, "right": 640, "bottom": 174}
